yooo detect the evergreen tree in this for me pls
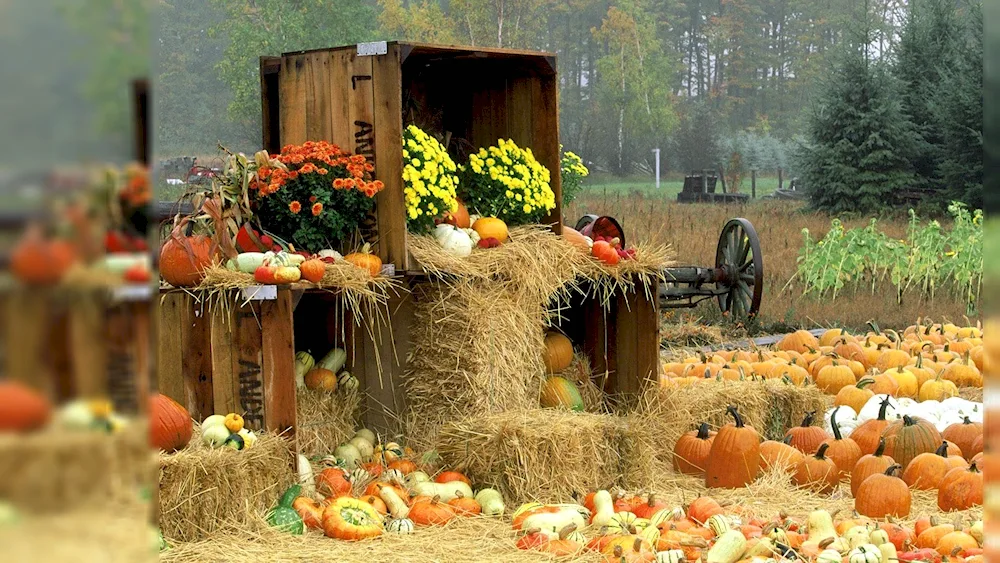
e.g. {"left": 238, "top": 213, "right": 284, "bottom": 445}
{"left": 894, "top": 0, "right": 963, "bottom": 194}
{"left": 929, "top": 1, "right": 983, "bottom": 209}
{"left": 797, "top": 35, "right": 916, "bottom": 213}
{"left": 670, "top": 101, "right": 722, "bottom": 173}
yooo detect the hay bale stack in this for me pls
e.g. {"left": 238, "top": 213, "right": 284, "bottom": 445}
{"left": 0, "top": 429, "right": 153, "bottom": 513}
{"left": 158, "top": 430, "right": 294, "bottom": 543}
{"left": 634, "top": 380, "right": 829, "bottom": 462}
{"left": 295, "top": 389, "right": 361, "bottom": 459}
{"left": 435, "top": 409, "right": 627, "bottom": 504}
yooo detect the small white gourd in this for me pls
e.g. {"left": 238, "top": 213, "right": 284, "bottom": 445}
{"left": 706, "top": 530, "right": 748, "bottom": 563}
{"left": 590, "top": 490, "right": 614, "bottom": 527}
{"left": 318, "top": 348, "right": 348, "bottom": 373}
{"left": 348, "top": 436, "right": 374, "bottom": 462}
{"left": 378, "top": 485, "right": 410, "bottom": 519}
{"left": 848, "top": 544, "right": 883, "bottom": 563}
{"left": 474, "top": 488, "right": 505, "bottom": 517}
{"left": 201, "top": 424, "right": 230, "bottom": 448}
{"left": 410, "top": 481, "right": 473, "bottom": 502}
{"left": 385, "top": 517, "right": 415, "bottom": 534}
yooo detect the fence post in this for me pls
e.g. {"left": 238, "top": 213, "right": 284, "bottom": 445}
{"left": 751, "top": 169, "right": 756, "bottom": 199}
{"left": 778, "top": 168, "right": 784, "bottom": 191}
{"left": 701, "top": 171, "right": 707, "bottom": 194}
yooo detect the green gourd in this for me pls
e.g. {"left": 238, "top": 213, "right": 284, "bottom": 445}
{"left": 267, "top": 485, "right": 304, "bottom": 535}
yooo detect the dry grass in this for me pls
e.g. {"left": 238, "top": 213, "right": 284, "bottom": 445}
{"left": 565, "top": 196, "right": 975, "bottom": 330}
{"left": 158, "top": 429, "right": 295, "bottom": 543}
{"left": 159, "top": 515, "right": 602, "bottom": 563}
{"left": 295, "top": 389, "right": 362, "bottom": 459}
{"left": 0, "top": 505, "right": 157, "bottom": 563}
{"left": 0, "top": 429, "right": 153, "bottom": 513}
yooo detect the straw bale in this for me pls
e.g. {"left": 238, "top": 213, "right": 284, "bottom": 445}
{"left": 1, "top": 506, "right": 158, "bottom": 563}
{"left": 634, "top": 380, "right": 829, "bottom": 465}
{"left": 295, "top": 389, "right": 361, "bottom": 459}
{"left": 552, "top": 351, "right": 606, "bottom": 414}
{"left": 435, "top": 409, "right": 627, "bottom": 504}
{"left": 158, "top": 429, "right": 294, "bottom": 543}
{"left": 402, "top": 281, "right": 549, "bottom": 450}
{"left": 159, "top": 516, "right": 603, "bottom": 563}
{"left": 0, "top": 429, "right": 153, "bottom": 513}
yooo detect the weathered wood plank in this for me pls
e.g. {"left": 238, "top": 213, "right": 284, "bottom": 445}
{"left": 232, "top": 301, "right": 265, "bottom": 431}
{"left": 327, "top": 50, "right": 355, "bottom": 149}
{"left": 69, "top": 293, "right": 107, "bottom": 400}
{"left": 531, "top": 74, "right": 561, "bottom": 231}
{"left": 306, "top": 51, "right": 332, "bottom": 142}
{"left": 260, "top": 289, "right": 296, "bottom": 438}
{"left": 279, "top": 53, "right": 309, "bottom": 146}
{"left": 372, "top": 44, "right": 406, "bottom": 271}
{"left": 210, "top": 301, "right": 236, "bottom": 418}
{"left": 156, "top": 292, "right": 186, "bottom": 406}
{"left": 180, "top": 298, "right": 213, "bottom": 420}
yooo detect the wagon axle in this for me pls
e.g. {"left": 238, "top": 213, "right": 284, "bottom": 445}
{"left": 658, "top": 218, "right": 763, "bottom": 320}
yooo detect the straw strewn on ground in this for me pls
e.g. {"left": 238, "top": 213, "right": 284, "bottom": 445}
{"left": 296, "top": 389, "right": 361, "bottom": 459}
{"left": 158, "top": 429, "right": 294, "bottom": 543}
{"left": 0, "top": 429, "right": 153, "bottom": 513}
{"left": 1, "top": 507, "right": 157, "bottom": 563}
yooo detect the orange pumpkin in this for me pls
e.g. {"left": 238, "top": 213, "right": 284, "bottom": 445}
{"left": 784, "top": 411, "right": 830, "bottom": 454}
{"left": 472, "top": 217, "right": 509, "bottom": 243}
{"left": 539, "top": 376, "right": 585, "bottom": 411}
{"left": 0, "top": 381, "right": 51, "bottom": 433}
{"left": 937, "top": 462, "right": 983, "bottom": 511}
{"left": 443, "top": 199, "right": 471, "bottom": 229}
{"left": 543, "top": 331, "right": 574, "bottom": 374}
{"left": 705, "top": 406, "right": 760, "bottom": 488}
{"left": 792, "top": 443, "right": 839, "bottom": 493}
{"left": 299, "top": 258, "right": 326, "bottom": 283}
{"left": 821, "top": 406, "right": 863, "bottom": 477}
{"left": 760, "top": 435, "right": 805, "bottom": 473}
{"left": 855, "top": 464, "right": 911, "bottom": 518}
{"left": 447, "top": 493, "right": 481, "bottom": 515}
{"left": 776, "top": 330, "right": 819, "bottom": 354}
{"left": 882, "top": 415, "right": 942, "bottom": 469}
{"left": 148, "top": 393, "right": 192, "bottom": 452}
{"left": 902, "top": 441, "right": 967, "bottom": 490}
{"left": 344, "top": 243, "right": 382, "bottom": 277}
{"left": 851, "top": 437, "right": 895, "bottom": 497}
{"left": 160, "top": 234, "right": 216, "bottom": 287}
{"left": 686, "top": 497, "right": 724, "bottom": 524}
{"left": 434, "top": 470, "right": 472, "bottom": 486}
{"left": 673, "top": 423, "right": 717, "bottom": 475}
{"left": 835, "top": 378, "right": 876, "bottom": 414}
{"left": 942, "top": 417, "right": 983, "bottom": 460}
{"left": 851, "top": 396, "right": 895, "bottom": 454}
{"left": 409, "top": 495, "right": 456, "bottom": 526}
{"left": 10, "top": 225, "right": 77, "bottom": 285}
{"left": 388, "top": 459, "right": 418, "bottom": 475}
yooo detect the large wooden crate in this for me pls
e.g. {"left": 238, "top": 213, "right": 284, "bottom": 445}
{"left": 259, "top": 42, "right": 563, "bottom": 272}
{"left": 1, "top": 286, "right": 152, "bottom": 413}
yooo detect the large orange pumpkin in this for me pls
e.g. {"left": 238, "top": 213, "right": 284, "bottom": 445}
{"left": 148, "top": 393, "right": 193, "bottom": 452}
{"left": 937, "top": 462, "right": 983, "bottom": 511}
{"left": 942, "top": 417, "right": 983, "bottom": 461}
{"left": 705, "top": 406, "right": 760, "bottom": 488}
{"left": 543, "top": 332, "right": 574, "bottom": 373}
{"left": 673, "top": 423, "right": 717, "bottom": 475}
{"left": 443, "top": 199, "right": 471, "bottom": 229}
{"left": 855, "top": 464, "right": 911, "bottom": 518}
{"left": 10, "top": 226, "right": 77, "bottom": 285}
{"left": 0, "top": 381, "right": 51, "bottom": 432}
{"left": 851, "top": 437, "right": 895, "bottom": 497}
{"left": 882, "top": 415, "right": 942, "bottom": 470}
{"left": 902, "top": 441, "right": 967, "bottom": 490}
{"left": 471, "top": 217, "right": 508, "bottom": 243}
{"left": 159, "top": 234, "right": 215, "bottom": 287}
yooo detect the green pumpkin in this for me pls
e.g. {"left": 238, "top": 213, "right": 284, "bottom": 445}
{"left": 267, "top": 485, "right": 304, "bottom": 535}
{"left": 539, "top": 376, "right": 585, "bottom": 411}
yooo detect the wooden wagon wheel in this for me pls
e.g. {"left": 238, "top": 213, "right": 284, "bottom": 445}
{"left": 715, "top": 218, "right": 763, "bottom": 320}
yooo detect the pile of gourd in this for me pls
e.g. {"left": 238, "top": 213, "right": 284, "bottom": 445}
{"left": 200, "top": 413, "right": 258, "bottom": 450}
{"left": 511, "top": 493, "right": 985, "bottom": 562}
{"left": 225, "top": 245, "right": 384, "bottom": 285}
{"left": 274, "top": 427, "right": 506, "bottom": 540}
{"left": 431, "top": 206, "right": 509, "bottom": 256}
{"left": 660, "top": 321, "right": 984, "bottom": 395}
{"left": 294, "top": 347, "right": 359, "bottom": 393}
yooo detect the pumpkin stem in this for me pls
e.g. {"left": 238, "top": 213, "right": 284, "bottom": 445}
{"left": 830, "top": 407, "right": 843, "bottom": 441}
{"left": 614, "top": 546, "right": 624, "bottom": 558}
{"left": 801, "top": 411, "right": 816, "bottom": 428}
{"left": 819, "top": 537, "right": 836, "bottom": 549}
{"left": 968, "top": 462, "right": 979, "bottom": 473}
{"left": 874, "top": 437, "right": 886, "bottom": 457}
{"left": 632, "top": 537, "right": 643, "bottom": 553}
{"left": 814, "top": 443, "right": 831, "bottom": 459}
{"left": 857, "top": 377, "right": 875, "bottom": 389}
{"left": 726, "top": 405, "right": 745, "bottom": 428}
{"left": 962, "top": 416, "right": 971, "bottom": 425}
{"left": 884, "top": 464, "right": 902, "bottom": 477}
{"left": 902, "top": 415, "right": 915, "bottom": 426}
{"left": 558, "top": 523, "right": 577, "bottom": 540}
{"left": 867, "top": 320, "right": 880, "bottom": 335}
{"left": 935, "top": 441, "right": 950, "bottom": 457}
{"left": 877, "top": 396, "right": 892, "bottom": 421}
{"left": 782, "top": 434, "right": 794, "bottom": 445}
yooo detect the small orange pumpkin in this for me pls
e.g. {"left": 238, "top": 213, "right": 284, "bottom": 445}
{"left": 0, "top": 381, "right": 51, "bottom": 433}
{"left": 472, "top": 217, "right": 508, "bottom": 243}
{"left": 148, "top": 393, "right": 193, "bottom": 452}
{"left": 344, "top": 243, "right": 382, "bottom": 277}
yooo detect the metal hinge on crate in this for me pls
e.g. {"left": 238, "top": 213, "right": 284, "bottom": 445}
{"left": 357, "top": 42, "right": 388, "bottom": 56}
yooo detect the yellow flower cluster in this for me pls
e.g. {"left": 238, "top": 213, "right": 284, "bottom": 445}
{"left": 402, "top": 125, "right": 459, "bottom": 233}
{"left": 462, "top": 138, "right": 555, "bottom": 224}
{"left": 561, "top": 151, "right": 589, "bottom": 179}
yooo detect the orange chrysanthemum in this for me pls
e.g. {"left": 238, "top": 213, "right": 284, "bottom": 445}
{"left": 289, "top": 201, "right": 302, "bottom": 214}
{"left": 311, "top": 202, "right": 323, "bottom": 216}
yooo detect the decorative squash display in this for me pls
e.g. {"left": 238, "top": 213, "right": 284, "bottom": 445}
{"left": 299, "top": 258, "right": 326, "bottom": 283}
{"left": 433, "top": 224, "right": 474, "bottom": 257}
{"left": 561, "top": 226, "right": 592, "bottom": 252}
{"left": 148, "top": 394, "right": 192, "bottom": 452}
{"left": 760, "top": 435, "right": 805, "bottom": 474}
{"left": 851, "top": 396, "right": 896, "bottom": 455}
{"left": 881, "top": 415, "right": 942, "bottom": 470}
{"left": 793, "top": 443, "right": 839, "bottom": 493}
{"left": 937, "top": 462, "right": 982, "bottom": 511}
{"left": 855, "top": 465, "right": 911, "bottom": 518}
{"left": 321, "top": 497, "right": 383, "bottom": 540}
{"left": 344, "top": 243, "right": 382, "bottom": 277}
{"left": 777, "top": 330, "right": 820, "bottom": 354}
{"left": 902, "top": 441, "right": 967, "bottom": 490}
{"left": 0, "top": 381, "right": 51, "bottom": 433}
{"left": 542, "top": 331, "right": 574, "bottom": 374}
{"left": 266, "top": 485, "right": 305, "bottom": 535}
{"left": 673, "top": 423, "right": 717, "bottom": 475}
{"left": 816, "top": 361, "right": 857, "bottom": 394}
{"left": 160, "top": 234, "right": 216, "bottom": 287}
{"left": 820, "top": 407, "right": 863, "bottom": 477}
{"left": 942, "top": 416, "right": 983, "bottom": 460}
{"left": 471, "top": 217, "right": 509, "bottom": 244}
{"left": 835, "top": 378, "right": 876, "bottom": 414}
{"left": 784, "top": 411, "right": 830, "bottom": 454}
{"left": 851, "top": 438, "right": 895, "bottom": 497}
{"left": 539, "top": 376, "right": 585, "bottom": 411}
{"left": 409, "top": 495, "right": 457, "bottom": 526}
{"left": 705, "top": 406, "right": 761, "bottom": 488}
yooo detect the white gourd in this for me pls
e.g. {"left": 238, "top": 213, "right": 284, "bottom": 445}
{"left": 434, "top": 224, "right": 473, "bottom": 257}
{"left": 333, "top": 443, "right": 362, "bottom": 469}
{"left": 706, "top": 530, "right": 748, "bottom": 563}
{"left": 590, "top": 490, "right": 614, "bottom": 527}
{"left": 806, "top": 510, "right": 838, "bottom": 543}
{"left": 201, "top": 425, "right": 230, "bottom": 448}
{"left": 474, "top": 488, "right": 505, "bottom": 517}
{"left": 410, "top": 481, "right": 473, "bottom": 502}
{"left": 318, "top": 348, "right": 347, "bottom": 373}
{"left": 405, "top": 471, "right": 430, "bottom": 489}
{"left": 294, "top": 351, "right": 315, "bottom": 388}
{"left": 848, "top": 544, "right": 883, "bottom": 563}
{"left": 817, "top": 550, "right": 843, "bottom": 563}
{"left": 348, "top": 436, "right": 374, "bottom": 462}
{"left": 843, "top": 526, "right": 872, "bottom": 548}
{"left": 378, "top": 486, "right": 410, "bottom": 519}
{"left": 296, "top": 454, "right": 315, "bottom": 497}
{"left": 385, "top": 518, "right": 415, "bottom": 534}
{"left": 521, "top": 509, "right": 587, "bottom": 536}
{"left": 657, "top": 549, "right": 686, "bottom": 563}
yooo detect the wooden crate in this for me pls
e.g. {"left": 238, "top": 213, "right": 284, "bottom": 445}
{"left": 1, "top": 286, "right": 152, "bottom": 414}
{"left": 259, "top": 42, "right": 563, "bottom": 272}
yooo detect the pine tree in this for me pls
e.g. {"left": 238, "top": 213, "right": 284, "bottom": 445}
{"left": 894, "top": 0, "right": 964, "bottom": 194}
{"left": 929, "top": 2, "right": 982, "bottom": 209}
{"left": 797, "top": 34, "right": 916, "bottom": 213}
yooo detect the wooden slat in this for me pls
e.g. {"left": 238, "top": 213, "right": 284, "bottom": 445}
{"left": 260, "top": 290, "right": 296, "bottom": 438}
{"left": 4, "top": 291, "right": 51, "bottom": 397}
{"left": 69, "top": 292, "right": 107, "bottom": 399}
{"left": 306, "top": 51, "right": 332, "bottom": 142}
{"left": 209, "top": 303, "right": 235, "bottom": 417}
{"left": 372, "top": 44, "right": 407, "bottom": 270}
{"left": 327, "top": 50, "right": 355, "bottom": 149}
{"left": 633, "top": 280, "right": 660, "bottom": 392}
{"left": 130, "top": 301, "right": 152, "bottom": 411}
{"left": 531, "top": 74, "right": 562, "bottom": 231}
{"left": 156, "top": 292, "right": 186, "bottom": 406}
{"left": 232, "top": 301, "right": 265, "bottom": 431}
{"left": 279, "top": 53, "right": 309, "bottom": 146}
{"left": 105, "top": 305, "right": 138, "bottom": 413}
{"left": 260, "top": 57, "right": 282, "bottom": 153}
{"left": 611, "top": 289, "right": 639, "bottom": 397}
{"left": 48, "top": 304, "right": 74, "bottom": 403}
{"left": 181, "top": 298, "right": 213, "bottom": 420}
{"left": 507, "top": 76, "right": 534, "bottom": 148}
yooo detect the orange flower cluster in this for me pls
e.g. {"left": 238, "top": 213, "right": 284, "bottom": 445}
{"left": 256, "top": 141, "right": 384, "bottom": 197}
{"left": 120, "top": 164, "right": 151, "bottom": 207}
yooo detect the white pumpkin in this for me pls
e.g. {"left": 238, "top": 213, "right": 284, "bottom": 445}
{"left": 462, "top": 228, "right": 481, "bottom": 245}
{"left": 337, "top": 371, "right": 360, "bottom": 392}
{"left": 348, "top": 436, "right": 374, "bottom": 462}
{"left": 824, "top": 405, "right": 858, "bottom": 436}
{"left": 433, "top": 224, "right": 473, "bottom": 257}
{"left": 317, "top": 249, "right": 343, "bottom": 261}
{"left": 857, "top": 395, "right": 902, "bottom": 424}
{"left": 318, "top": 348, "right": 347, "bottom": 373}
{"left": 296, "top": 454, "right": 316, "bottom": 497}
{"left": 201, "top": 424, "right": 230, "bottom": 448}
{"left": 334, "top": 443, "right": 363, "bottom": 469}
